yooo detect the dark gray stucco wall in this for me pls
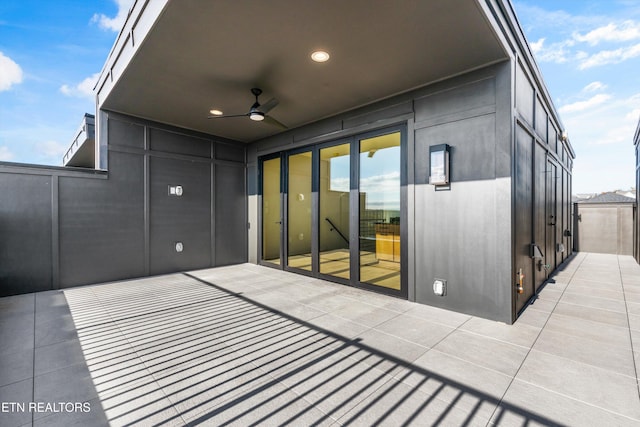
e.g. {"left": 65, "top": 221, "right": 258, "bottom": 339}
{"left": 0, "top": 112, "right": 247, "bottom": 296}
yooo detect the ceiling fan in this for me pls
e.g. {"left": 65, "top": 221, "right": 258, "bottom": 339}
{"left": 208, "top": 88, "right": 287, "bottom": 129}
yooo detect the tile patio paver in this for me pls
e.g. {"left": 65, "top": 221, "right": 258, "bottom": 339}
{"left": 1, "top": 253, "right": 639, "bottom": 426}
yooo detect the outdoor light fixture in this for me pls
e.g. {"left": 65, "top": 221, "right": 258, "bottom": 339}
{"left": 311, "top": 50, "right": 330, "bottom": 62}
{"left": 429, "top": 144, "right": 450, "bottom": 186}
{"left": 209, "top": 109, "right": 223, "bottom": 116}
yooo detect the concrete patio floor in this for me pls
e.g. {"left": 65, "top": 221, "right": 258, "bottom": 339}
{"left": 1, "top": 252, "right": 639, "bottom": 426}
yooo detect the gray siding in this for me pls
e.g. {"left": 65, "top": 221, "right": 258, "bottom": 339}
{"left": 513, "top": 58, "right": 573, "bottom": 317}
{"left": 59, "top": 151, "right": 145, "bottom": 286}
{"left": 0, "top": 173, "right": 53, "bottom": 295}
{"left": 0, "top": 113, "right": 247, "bottom": 297}
{"left": 413, "top": 68, "right": 512, "bottom": 322}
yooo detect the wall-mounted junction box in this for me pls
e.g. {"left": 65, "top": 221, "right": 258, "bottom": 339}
{"left": 168, "top": 185, "right": 183, "bottom": 196}
{"left": 433, "top": 279, "right": 447, "bottom": 296}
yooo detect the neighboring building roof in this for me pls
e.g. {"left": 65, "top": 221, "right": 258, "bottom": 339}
{"left": 577, "top": 192, "right": 636, "bottom": 204}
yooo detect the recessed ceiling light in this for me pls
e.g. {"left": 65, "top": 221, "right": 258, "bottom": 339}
{"left": 311, "top": 50, "right": 330, "bottom": 62}
{"left": 209, "top": 109, "right": 223, "bottom": 116}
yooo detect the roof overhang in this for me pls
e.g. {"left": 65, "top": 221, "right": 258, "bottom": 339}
{"left": 63, "top": 113, "right": 95, "bottom": 168}
{"left": 96, "top": 0, "right": 509, "bottom": 143}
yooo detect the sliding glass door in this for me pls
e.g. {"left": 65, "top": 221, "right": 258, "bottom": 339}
{"left": 259, "top": 127, "right": 405, "bottom": 297}
{"left": 319, "top": 143, "right": 351, "bottom": 279}
{"left": 286, "top": 151, "right": 313, "bottom": 271}
{"left": 261, "top": 156, "right": 281, "bottom": 266}
{"left": 358, "top": 133, "right": 401, "bottom": 290}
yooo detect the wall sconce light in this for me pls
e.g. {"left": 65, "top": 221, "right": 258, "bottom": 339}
{"left": 429, "top": 144, "right": 450, "bottom": 186}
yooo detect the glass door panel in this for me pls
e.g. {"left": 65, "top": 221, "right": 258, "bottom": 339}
{"left": 319, "top": 143, "right": 350, "bottom": 279}
{"left": 287, "top": 151, "right": 312, "bottom": 271}
{"left": 359, "top": 132, "right": 401, "bottom": 290}
{"left": 262, "top": 157, "right": 281, "bottom": 265}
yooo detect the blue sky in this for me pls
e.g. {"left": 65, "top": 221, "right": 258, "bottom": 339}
{"left": 515, "top": 0, "right": 640, "bottom": 194}
{"left": 0, "top": 0, "right": 126, "bottom": 165}
{"left": 1, "top": 1, "right": 639, "bottom": 194}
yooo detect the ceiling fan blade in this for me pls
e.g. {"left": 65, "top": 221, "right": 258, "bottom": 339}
{"left": 207, "top": 113, "right": 248, "bottom": 119}
{"left": 263, "top": 115, "right": 288, "bottom": 129}
{"left": 257, "top": 98, "right": 279, "bottom": 114}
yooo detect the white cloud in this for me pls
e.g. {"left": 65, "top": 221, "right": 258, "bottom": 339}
{"left": 518, "top": 5, "right": 640, "bottom": 69}
{"left": 583, "top": 81, "right": 607, "bottom": 92}
{"left": 0, "top": 146, "right": 14, "bottom": 161}
{"left": 559, "top": 93, "right": 611, "bottom": 113}
{"left": 530, "top": 38, "right": 545, "bottom": 54}
{"left": 529, "top": 38, "right": 575, "bottom": 64}
{"left": 574, "top": 21, "right": 640, "bottom": 45}
{"left": 37, "top": 141, "right": 67, "bottom": 159}
{"left": 562, "top": 93, "right": 640, "bottom": 148}
{"left": 0, "top": 51, "right": 23, "bottom": 91}
{"left": 625, "top": 108, "right": 640, "bottom": 121}
{"left": 578, "top": 42, "right": 640, "bottom": 69}
{"left": 60, "top": 72, "right": 100, "bottom": 99}
{"left": 91, "top": 0, "right": 134, "bottom": 32}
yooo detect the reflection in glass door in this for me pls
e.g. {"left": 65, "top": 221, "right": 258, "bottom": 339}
{"left": 262, "top": 157, "right": 281, "bottom": 265}
{"left": 319, "top": 143, "right": 350, "bottom": 279}
{"left": 287, "top": 151, "right": 312, "bottom": 271}
{"left": 359, "top": 132, "right": 401, "bottom": 290}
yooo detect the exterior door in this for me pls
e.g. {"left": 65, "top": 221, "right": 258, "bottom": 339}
{"left": 546, "top": 160, "right": 558, "bottom": 273}
{"left": 259, "top": 126, "right": 406, "bottom": 297}
{"left": 514, "top": 125, "right": 535, "bottom": 314}
{"left": 319, "top": 142, "right": 351, "bottom": 280}
{"left": 286, "top": 150, "right": 313, "bottom": 272}
{"left": 357, "top": 132, "right": 402, "bottom": 291}
{"left": 261, "top": 156, "right": 282, "bottom": 266}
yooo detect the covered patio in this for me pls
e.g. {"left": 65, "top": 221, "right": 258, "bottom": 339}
{"left": 1, "top": 252, "right": 639, "bottom": 426}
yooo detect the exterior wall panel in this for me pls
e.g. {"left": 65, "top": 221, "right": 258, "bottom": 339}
{"left": 149, "top": 128, "right": 211, "bottom": 158}
{"left": 149, "top": 156, "right": 212, "bottom": 275}
{"left": 0, "top": 113, "right": 246, "bottom": 296}
{"left": 215, "top": 164, "right": 247, "bottom": 265}
{"left": 59, "top": 151, "right": 145, "bottom": 287}
{"left": 0, "top": 173, "right": 53, "bottom": 296}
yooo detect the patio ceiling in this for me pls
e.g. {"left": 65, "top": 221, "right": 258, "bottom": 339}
{"left": 99, "top": 0, "right": 508, "bottom": 143}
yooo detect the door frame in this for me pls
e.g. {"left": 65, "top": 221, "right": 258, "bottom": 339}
{"left": 257, "top": 152, "right": 284, "bottom": 269}
{"left": 257, "top": 124, "right": 408, "bottom": 298}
